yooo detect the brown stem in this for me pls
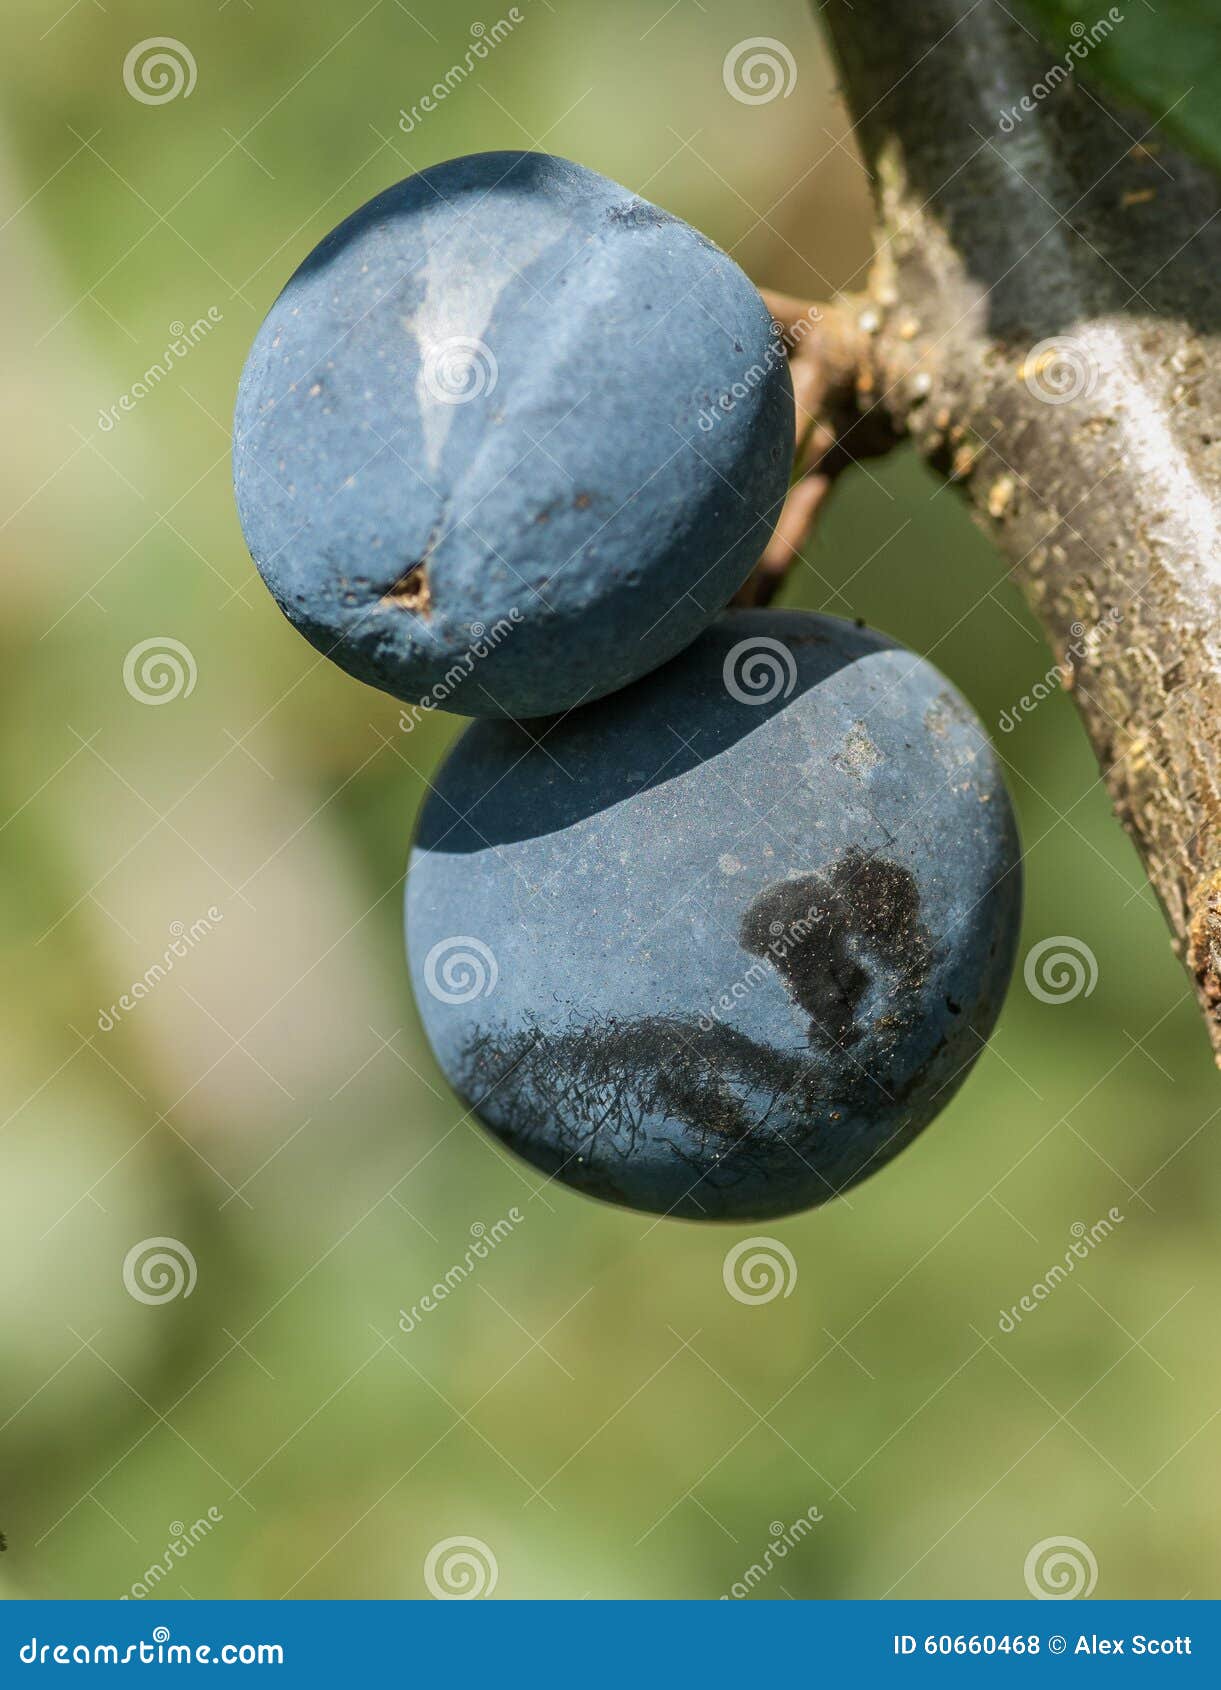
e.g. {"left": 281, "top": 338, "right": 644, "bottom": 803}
{"left": 737, "top": 290, "right": 893, "bottom": 606}
{"left": 811, "top": 0, "right": 1221, "bottom": 1062}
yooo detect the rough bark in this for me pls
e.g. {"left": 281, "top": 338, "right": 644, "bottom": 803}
{"left": 812, "top": 0, "right": 1221, "bottom": 1061}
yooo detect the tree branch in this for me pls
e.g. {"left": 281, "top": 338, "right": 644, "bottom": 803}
{"left": 798, "top": 0, "right": 1221, "bottom": 1061}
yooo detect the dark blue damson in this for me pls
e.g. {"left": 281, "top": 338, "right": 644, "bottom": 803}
{"left": 234, "top": 152, "right": 793, "bottom": 719}
{"left": 406, "top": 610, "right": 1023, "bottom": 1220}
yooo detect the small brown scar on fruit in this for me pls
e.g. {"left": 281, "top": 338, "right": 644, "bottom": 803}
{"left": 574, "top": 492, "right": 592, "bottom": 510}
{"left": 382, "top": 562, "right": 432, "bottom": 615}
{"left": 1121, "top": 187, "right": 1157, "bottom": 208}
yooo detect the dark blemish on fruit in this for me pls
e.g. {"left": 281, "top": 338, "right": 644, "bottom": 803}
{"left": 739, "top": 850, "right": 932, "bottom": 1049}
{"left": 574, "top": 492, "right": 592, "bottom": 510}
{"left": 456, "top": 1013, "right": 844, "bottom": 1152}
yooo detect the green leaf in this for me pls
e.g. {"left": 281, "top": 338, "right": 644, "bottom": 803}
{"left": 1021, "top": 0, "right": 1221, "bottom": 175}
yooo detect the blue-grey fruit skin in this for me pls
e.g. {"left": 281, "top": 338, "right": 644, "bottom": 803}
{"left": 233, "top": 151, "right": 793, "bottom": 720}
{"left": 405, "top": 609, "right": 1022, "bottom": 1221}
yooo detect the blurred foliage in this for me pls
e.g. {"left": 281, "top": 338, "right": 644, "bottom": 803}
{"left": 0, "top": 0, "right": 1218, "bottom": 1602}
{"left": 1022, "top": 0, "right": 1221, "bottom": 172}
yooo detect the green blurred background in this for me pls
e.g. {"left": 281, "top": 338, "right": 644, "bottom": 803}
{"left": 2, "top": 0, "right": 1218, "bottom": 1602}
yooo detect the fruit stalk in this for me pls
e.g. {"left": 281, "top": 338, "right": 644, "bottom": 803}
{"left": 739, "top": 290, "right": 886, "bottom": 606}
{"left": 818, "top": 0, "right": 1221, "bottom": 1061}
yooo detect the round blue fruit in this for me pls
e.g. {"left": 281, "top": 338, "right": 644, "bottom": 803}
{"left": 406, "top": 609, "right": 1022, "bottom": 1221}
{"left": 234, "top": 151, "right": 793, "bottom": 720}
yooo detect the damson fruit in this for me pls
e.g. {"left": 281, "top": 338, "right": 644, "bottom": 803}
{"left": 233, "top": 151, "right": 793, "bottom": 720}
{"left": 406, "top": 610, "right": 1022, "bottom": 1221}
